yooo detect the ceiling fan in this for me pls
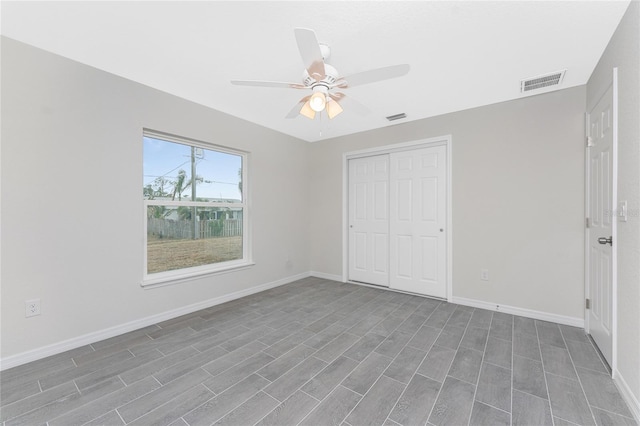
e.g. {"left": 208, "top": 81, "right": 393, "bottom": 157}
{"left": 231, "top": 28, "right": 410, "bottom": 120}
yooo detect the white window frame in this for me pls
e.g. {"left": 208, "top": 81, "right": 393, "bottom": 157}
{"left": 141, "top": 130, "right": 252, "bottom": 287}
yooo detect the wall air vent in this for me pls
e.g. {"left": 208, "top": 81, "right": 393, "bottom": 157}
{"left": 386, "top": 113, "right": 407, "bottom": 121}
{"left": 520, "top": 70, "right": 566, "bottom": 93}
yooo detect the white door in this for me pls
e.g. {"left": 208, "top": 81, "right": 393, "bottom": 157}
{"left": 587, "top": 79, "right": 616, "bottom": 366}
{"left": 389, "top": 146, "right": 447, "bottom": 297}
{"left": 348, "top": 155, "right": 390, "bottom": 286}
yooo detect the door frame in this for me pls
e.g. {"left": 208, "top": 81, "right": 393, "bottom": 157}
{"left": 342, "top": 135, "right": 453, "bottom": 301}
{"left": 585, "top": 68, "right": 618, "bottom": 373}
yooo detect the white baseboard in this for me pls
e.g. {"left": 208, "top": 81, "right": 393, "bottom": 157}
{"left": 316, "top": 277, "right": 583, "bottom": 327}
{"left": 451, "top": 296, "right": 584, "bottom": 328}
{"left": 614, "top": 369, "right": 640, "bottom": 422}
{"left": 309, "top": 271, "right": 343, "bottom": 282}
{"left": 0, "top": 271, "right": 310, "bottom": 371}
{"left": 0, "top": 273, "right": 590, "bottom": 371}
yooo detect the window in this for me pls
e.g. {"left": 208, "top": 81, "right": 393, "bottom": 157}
{"left": 142, "top": 131, "right": 250, "bottom": 285}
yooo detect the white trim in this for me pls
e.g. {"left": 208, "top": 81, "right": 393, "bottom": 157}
{"left": 611, "top": 67, "right": 619, "bottom": 374}
{"left": 341, "top": 135, "right": 453, "bottom": 301}
{"left": 347, "top": 280, "right": 446, "bottom": 301}
{"left": 446, "top": 139, "right": 453, "bottom": 303}
{"left": 142, "top": 130, "right": 251, "bottom": 285}
{"left": 613, "top": 369, "right": 640, "bottom": 422}
{"left": 343, "top": 136, "right": 451, "bottom": 159}
{"left": 0, "top": 272, "right": 309, "bottom": 371}
{"left": 141, "top": 261, "right": 256, "bottom": 288}
{"left": 145, "top": 200, "right": 243, "bottom": 208}
{"left": 584, "top": 68, "right": 618, "bottom": 373}
{"left": 343, "top": 282, "right": 578, "bottom": 327}
{"left": 584, "top": 110, "right": 591, "bottom": 333}
{"left": 310, "top": 271, "right": 344, "bottom": 282}
{"left": 342, "top": 153, "right": 349, "bottom": 284}
{"left": 2, "top": 270, "right": 597, "bottom": 372}
{"left": 451, "top": 296, "right": 584, "bottom": 328}
{"left": 143, "top": 128, "right": 250, "bottom": 157}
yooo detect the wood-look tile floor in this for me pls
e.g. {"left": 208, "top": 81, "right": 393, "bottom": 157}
{"left": 1, "top": 277, "right": 636, "bottom": 426}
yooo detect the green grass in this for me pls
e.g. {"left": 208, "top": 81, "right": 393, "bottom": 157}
{"left": 147, "top": 235, "right": 242, "bottom": 274}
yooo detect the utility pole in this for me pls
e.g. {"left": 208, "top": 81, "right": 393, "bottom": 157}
{"left": 191, "top": 146, "right": 198, "bottom": 239}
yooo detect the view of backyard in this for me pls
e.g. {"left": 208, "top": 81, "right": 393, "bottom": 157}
{"left": 144, "top": 134, "right": 246, "bottom": 275}
{"left": 146, "top": 235, "right": 242, "bottom": 274}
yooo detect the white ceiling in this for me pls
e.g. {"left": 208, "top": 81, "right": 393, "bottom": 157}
{"left": 1, "top": 1, "right": 631, "bottom": 143}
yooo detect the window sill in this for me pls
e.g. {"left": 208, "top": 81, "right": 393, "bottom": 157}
{"left": 141, "top": 261, "right": 255, "bottom": 289}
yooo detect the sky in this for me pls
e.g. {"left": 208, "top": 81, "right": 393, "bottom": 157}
{"left": 143, "top": 136, "right": 242, "bottom": 201}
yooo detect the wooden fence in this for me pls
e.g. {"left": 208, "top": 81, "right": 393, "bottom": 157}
{"left": 148, "top": 218, "right": 242, "bottom": 239}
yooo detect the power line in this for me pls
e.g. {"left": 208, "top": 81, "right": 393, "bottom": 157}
{"left": 156, "top": 159, "right": 190, "bottom": 180}
{"left": 144, "top": 175, "right": 238, "bottom": 186}
{"left": 205, "top": 180, "right": 238, "bottom": 186}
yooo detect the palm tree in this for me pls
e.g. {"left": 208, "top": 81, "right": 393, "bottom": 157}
{"left": 171, "top": 170, "right": 189, "bottom": 201}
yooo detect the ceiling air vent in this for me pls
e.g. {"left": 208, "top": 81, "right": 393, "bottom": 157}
{"left": 520, "top": 70, "right": 566, "bottom": 93}
{"left": 386, "top": 113, "right": 407, "bottom": 121}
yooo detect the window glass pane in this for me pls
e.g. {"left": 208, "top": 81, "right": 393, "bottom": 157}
{"left": 143, "top": 136, "right": 243, "bottom": 203}
{"left": 147, "top": 205, "right": 243, "bottom": 274}
{"left": 143, "top": 133, "right": 247, "bottom": 279}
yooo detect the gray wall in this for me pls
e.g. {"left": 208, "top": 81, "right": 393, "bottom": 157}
{"left": 1, "top": 37, "right": 311, "bottom": 359}
{"left": 587, "top": 0, "right": 640, "bottom": 411}
{"left": 309, "top": 86, "right": 586, "bottom": 321}
{"left": 2, "top": 7, "right": 637, "bottom": 411}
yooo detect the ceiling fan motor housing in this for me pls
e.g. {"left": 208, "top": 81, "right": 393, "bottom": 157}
{"left": 302, "top": 63, "right": 340, "bottom": 87}
{"left": 231, "top": 28, "right": 409, "bottom": 121}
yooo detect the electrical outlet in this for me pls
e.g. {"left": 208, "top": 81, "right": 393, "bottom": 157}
{"left": 25, "top": 299, "right": 41, "bottom": 317}
{"left": 480, "top": 269, "right": 489, "bottom": 281}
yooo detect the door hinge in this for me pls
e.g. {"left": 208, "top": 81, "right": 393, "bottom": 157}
{"left": 585, "top": 112, "right": 592, "bottom": 147}
{"left": 586, "top": 217, "right": 590, "bottom": 228}
{"left": 586, "top": 298, "right": 591, "bottom": 309}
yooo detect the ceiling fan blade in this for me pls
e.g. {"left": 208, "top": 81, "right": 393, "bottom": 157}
{"left": 328, "top": 92, "right": 345, "bottom": 102}
{"left": 330, "top": 92, "right": 371, "bottom": 116}
{"left": 285, "top": 96, "right": 311, "bottom": 119}
{"left": 294, "top": 28, "right": 326, "bottom": 81}
{"left": 336, "top": 64, "right": 410, "bottom": 88}
{"left": 326, "top": 97, "right": 343, "bottom": 119}
{"left": 231, "top": 80, "right": 306, "bottom": 89}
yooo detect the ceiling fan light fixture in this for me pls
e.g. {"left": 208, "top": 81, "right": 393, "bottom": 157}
{"left": 309, "top": 91, "right": 327, "bottom": 112}
{"left": 326, "top": 98, "right": 343, "bottom": 119}
{"left": 300, "top": 100, "right": 316, "bottom": 119}
{"left": 231, "top": 28, "right": 410, "bottom": 123}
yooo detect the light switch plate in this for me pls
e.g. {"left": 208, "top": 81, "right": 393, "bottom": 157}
{"left": 619, "top": 200, "right": 628, "bottom": 222}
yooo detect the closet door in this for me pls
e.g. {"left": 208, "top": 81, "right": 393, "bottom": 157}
{"left": 389, "top": 146, "right": 447, "bottom": 297}
{"left": 348, "top": 154, "right": 390, "bottom": 286}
